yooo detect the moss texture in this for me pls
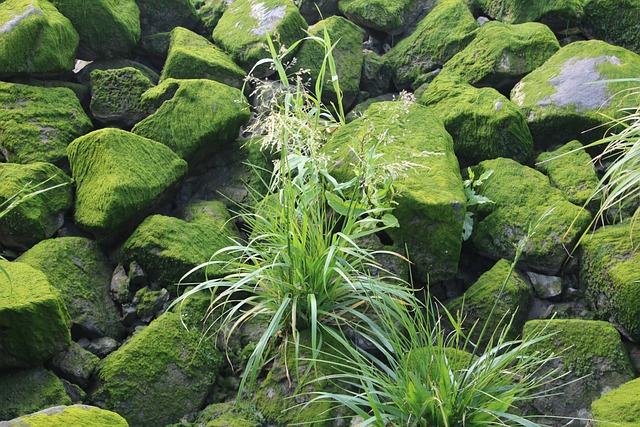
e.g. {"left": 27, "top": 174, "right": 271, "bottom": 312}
{"left": 535, "top": 140, "right": 600, "bottom": 208}
{"left": 471, "top": 157, "right": 592, "bottom": 274}
{"left": 385, "top": 0, "right": 477, "bottom": 90}
{"left": 131, "top": 78, "right": 250, "bottom": 162}
{"left": 0, "top": 367, "right": 72, "bottom": 420}
{"left": 0, "top": 81, "right": 94, "bottom": 166}
{"left": 441, "top": 21, "right": 559, "bottom": 89}
{"left": 136, "top": 0, "right": 198, "bottom": 36}
{"left": 3, "top": 405, "right": 129, "bottom": 426}
{"left": 67, "top": 128, "right": 188, "bottom": 243}
{"left": 0, "top": 162, "right": 73, "bottom": 251}
{"left": 579, "top": 221, "right": 640, "bottom": 340}
{"left": 591, "top": 377, "right": 640, "bottom": 427}
{"left": 194, "top": 0, "right": 228, "bottom": 34}
{"left": 94, "top": 311, "right": 222, "bottom": 427}
{"left": 325, "top": 100, "right": 465, "bottom": 282}
{"left": 420, "top": 74, "right": 534, "bottom": 167}
{"left": 161, "top": 26, "right": 246, "bottom": 88}
{"left": 510, "top": 40, "right": 640, "bottom": 149}
{"left": 338, "top": 0, "right": 413, "bottom": 34}
{"left": 583, "top": 0, "right": 640, "bottom": 54}
{"left": 473, "top": 0, "right": 584, "bottom": 29}
{"left": 51, "top": 0, "right": 140, "bottom": 58}
{"left": 18, "top": 237, "right": 124, "bottom": 339}
{"left": 0, "top": 0, "right": 79, "bottom": 75}
{"left": 0, "top": 260, "right": 71, "bottom": 368}
{"left": 211, "top": 0, "right": 307, "bottom": 72}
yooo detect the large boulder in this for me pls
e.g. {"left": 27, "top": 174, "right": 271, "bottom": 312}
{"left": 18, "top": 237, "right": 124, "bottom": 340}
{"left": 0, "top": 260, "right": 71, "bottom": 368}
{"left": 590, "top": 377, "right": 640, "bottom": 427}
{"left": 470, "top": 157, "right": 592, "bottom": 274}
{"left": 0, "top": 0, "right": 78, "bottom": 76}
{"left": 511, "top": 40, "right": 640, "bottom": 149}
{"left": 0, "top": 162, "right": 73, "bottom": 251}
{"left": 1, "top": 405, "right": 129, "bottom": 427}
{"left": 0, "top": 81, "right": 93, "bottom": 166}
{"left": 469, "top": 0, "right": 584, "bottom": 30}
{"left": 325, "top": 99, "right": 465, "bottom": 282}
{"left": 50, "top": 0, "right": 140, "bottom": 59}
{"left": 67, "top": 128, "right": 188, "bottom": 243}
{"left": 131, "top": 79, "right": 250, "bottom": 162}
{"left": 583, "top": 0, "right": 640, "bottom": 54}
{"left": 136, "top": 0, "right": 198, "bottom": 36}
{"left": 338, "top": 0, "right": 435, "bottom": 35}
{"left": 420, "top": 74, "right": 534, "bottom": 167}
{"left": 0, "top": 367, "right": 71, "bottom": 420}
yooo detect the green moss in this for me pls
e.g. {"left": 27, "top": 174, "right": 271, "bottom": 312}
{"left": 194, "top": 0, "right": 228, "bottom": 33}
{"left": 0, "top": 260, "right": 71, "bottom": 368}
{"left": 0, "top": 367, "right": 71, "bottom": 420}
{"left": 51, "top": 0, "right": 140, "bottom": 58}
{"left": 0, "top": 0, "right": 79, "bottom": 75}
{"left": 192, "top": 402, "right": 261, "bottom": 427}
{"left": 95, "top": 312, "right": 222, "bottom": 427}
{"left": 420, "top": 74, "right": 534, "bottom": 166}
{"left": 591, "top": 377, "right": 640, "bottom": 427}
{"left": 5, "top": 405, "right": 129, "bottom": 426}
{"left": 0, "top": 81, "right": 94, "bottom": 166}
{"left": 161, "top": 27, "right": 245, "bottom": 88}
{"left": 0, "top": 162, "right": 73, "bottom": 251}
{"left": 583, "top": 0, "right": 640, "bottom": 54}
{"left": 67, "top": 128, "right": 188, "bottom": 242}
{"left": 406, "top": 346, "right": 476, "bottom": 373}
{"left": 535, "top": 140, "right": 599, "bottom": 207}
{"left": 385, "top": 0, "right": 477, "bottom": 89}
{"left": 211, "top": 0, "right": 307, "bottom": 72}
{"left": 131, "top": 78, "right": 250, "bottom": 162}
{"left": 338, "top": 0, "right": 413, "bottom": 34}
{"left": 475, "top": 0, "right": 584, "bottom": 27}
{"left": 18, "top": 237, "right": 124, "bottom": 339}
{"left": 440, "top": 21, "right": 559, "bottom": 88}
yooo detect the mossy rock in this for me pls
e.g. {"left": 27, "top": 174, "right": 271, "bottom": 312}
{"left": 0, "top": 260, "right": 71, "bottom": 368}
{"left": 535, "top": 140, "right": 600, "bottom": 208}
{"left": 471, "top": 157, "right": 592, "bottom": 274}
{"left": 440, "top": 20, "right": 559, "bottom": 92}
{"left": 583, "top": 0, "right": 640, "bottom": 54}
{"left": 0, "top": 162, "right": 73, "bottom": 251}
{"left": 590, "top": 377, "right": 640, "bottom": 427}
{"left": 337, "top": 0, "right": 413, "bottom": 34}
{"left": 405, "top": 346, "right": 476, "bottom": 373}
{"left": 67, "top": 128, "right": 188, "bottom": 243}
{"left": 89, "top": 67, "right": 154, "bottom": 128}
{"left": 471, "top": 0, "right": 584, "bottom": 29}
{"left": 75, "top": 58, "right": 160, "bottom": 86}
{"left": 0, "top": 367, "right": 72, "bottom": 420}
{"left": 1, "top": 405, "right": 129, "bottom": 427}
{"left": 18, "top": 237, "right": 124, "bottom": 340}
{"left": 0, "top": 81, "right": 94, "bottom": 166}
{"left": 136, "top": 0, "right": 198, "bottom": 36}
{"left": 190, "top": 402, "right": 262, "bottom": 427}
{"left": 161, "top": 27, "right": 245, "bottom": 88}
{"left": 50, "top": 341, "right": 100, "bottom": 389}
{"left": 325, "top": 99, "right": 465, "bottom": 282}
{"left": 0, "top": 0, "right": 79, "bottom": 76}
{"left": 93, "top": 311, "right": 223, "bottom": 427}
{"left": 211, "top": 0, "right": 307, "bottom": 73}
{"left": 361, "top": 50, "right": 391, "bottom": 97}
{"left": 385, "top": 0, "right": 477, "bottom": 90}
{"left": 579, "top": 221, "right": 640, "bottom": 341}
{"left": 120, "top": 201, "right": 239, "bottom": 290}
{"left": 193, "top": 0, "right": 228, "bottom": 34}
{"left": 50, "top": 0, "right": 140, "bottom": 59}
{"left": 447, "top": 259, "right": 533, "bottom": 344}
{"left": 522, "top": 319, "right": 634, "bottom": 420}
{"left": 297, "top": 0, "right": 341, "bottom": 24}
{"left": 420, "top": 74, "right": 534, "bottom": 167}
{"left": 511, "top": 40, "right": 640, "bottom": 149}
{"left": 131, "top": 78, "right": 250, "bottom": 162}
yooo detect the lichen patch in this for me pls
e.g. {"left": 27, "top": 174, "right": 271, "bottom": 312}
{"left": 0, "top": 3, "right": 44, "bottom": 34}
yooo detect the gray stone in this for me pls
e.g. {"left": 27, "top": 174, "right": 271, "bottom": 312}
{"left": 526, "top": 271, "right": 562, "bottom": 299}
{"left": 50, "top": 341, "right": 100, "bottom": 389}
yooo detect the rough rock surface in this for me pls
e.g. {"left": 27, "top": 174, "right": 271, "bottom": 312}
{"left": 1, "top": 405, "right": 129, "bottom": 427}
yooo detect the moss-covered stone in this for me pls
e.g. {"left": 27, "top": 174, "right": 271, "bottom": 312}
{"left": 51, "top": 0, "right": 140, "bottom": 59}
{"left": 136, "top": 0, "right": 198, "bottom": 36}
{"left": 67, "top": 128, "right": 188, "bottom": 243}
{"left": 131, "top": 78, "right": 250, "bottom": 162}
{"left": 385, "top": 0, "right": 477, "bottom": 90}
{"left": 405, "top": 346, "right": 476, "bottom": 373}
{"left": 361, "top": 50, "right": 391, "bottom": 97}
{"left": 522, "top": 319, "right": 634, "bottom": 420}
{"left": 471, "top": 157, "right": 592, "bottom": 274}
{"left": 0, "top": 162, "right": 73, "bottom": 251}
{"left": 338, "top": 0, "right": 413, "bottom": 34}
{"left": 0, "top": 367, "right": 72, "bottom": 420}
{"left": 440, "top": 21, "right": 559, "bottom": 91}
{"left": 0, "top": 260, "right": 71, "bottom": 368}
{"left": 89, "top": 67, "right": 154, "bottom": 128}
{"left": 472, "top": 0, "right": 584, "bottom": 29}
{"left": 50, "top": 341, "right": 100, "bottom": 389}
{"left": 579, "top": 221, "right": 640, "bottom": 341}
{"left": 535, "top": 140, "right": 600, "bottom": 208}
{"left": 447, "top": 259, "right": 533, "bottom": 343}
{"left": 2, "top": 405, "right": 129, "bottom": 427}
{"left": 591, "top": 377, "right": 640, "bottom": 427}
{"left": 325, "top": 99, "right": 465, "bottom": 282}
{"left": 193, "top": 0, "right": 228, "bottom": 34}
{"left": 420, "top": 74, "right": 534, "bottom": 167}
{"left": 18, "top": 237, "right": 124, "bottom": 340}
{"left": 0, "top": 0, "right": 79, "bottom": 75}
{"left": 510, "top": 40, "right": 640, "bottom": 149}
{"left": 211, "top": 0, "right": 307, "bottom": 73}
{"left": 290, "top": 15, "right": 364, "bottom": 110}
{"left": 0, "top": 81, "right": 94, "bottom": 166}
{"left": 583, "top": 0, "right": 640, "bottom": 54}
{"left": 75, "top": 58, "right": 159, "bottom": 86}
{"left": 161, "top": 27, "right": 246, "bottom": 88}
{"left": 93, "top": 311, "right": 223, "bottom": 427}
{"left": 190, "top": 402, "right": 261, "bottom": 427}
